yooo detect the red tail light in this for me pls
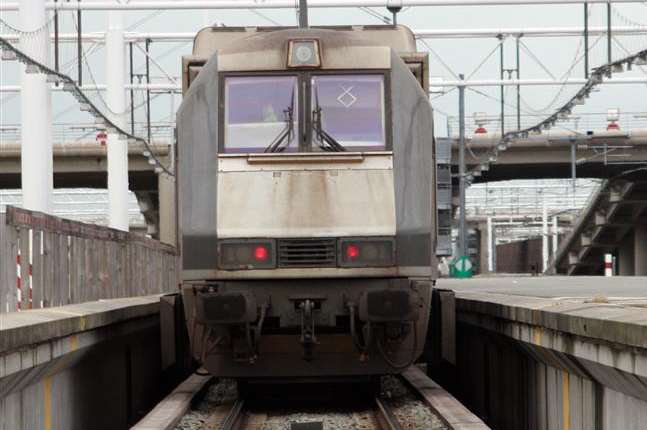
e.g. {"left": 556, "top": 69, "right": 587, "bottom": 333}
{"left": 339, "top": 238, "right": 395, "bottom": 267}
{"left": 218, "top": 240, "right": 276, "bottom": 270}
{"left": 346, "top": 244, "right": 360, "bottom": 260}
{"left": 254, "top": 245, "right": 269, "bottom": 261}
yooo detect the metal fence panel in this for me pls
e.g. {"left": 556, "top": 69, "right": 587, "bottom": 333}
{"left": 0, "top": 206, "right": 178, "bottom": 313}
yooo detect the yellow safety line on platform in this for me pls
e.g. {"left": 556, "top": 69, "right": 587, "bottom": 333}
{"left": 562, "top": 370, "right": 570, "bottom": 430}
{"left": 43, "top": 376, "right": 53, "bottom": 430}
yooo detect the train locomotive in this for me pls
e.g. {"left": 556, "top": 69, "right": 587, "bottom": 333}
{"left": 177, "top": 24, "right": 438, "bottom": 379}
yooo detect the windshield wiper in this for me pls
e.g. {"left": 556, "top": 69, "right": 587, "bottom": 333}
{"left": 312, "top": 88, "right": 346, "bottom": 152}
{"left": 264, "top": 89, "right": 295, "bottom": 153}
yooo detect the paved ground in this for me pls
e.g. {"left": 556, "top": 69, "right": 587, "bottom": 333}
{"left": 440, "top": 276, "right": 647, "bottom": 301}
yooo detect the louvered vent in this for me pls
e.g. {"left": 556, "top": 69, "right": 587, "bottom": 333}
{"left": 278, "top": 238, "right": 337, "bottom": 268}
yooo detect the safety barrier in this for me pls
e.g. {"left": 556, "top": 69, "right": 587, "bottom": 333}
{"left": 0, "top": 206, "right": 177, "bottom": 313}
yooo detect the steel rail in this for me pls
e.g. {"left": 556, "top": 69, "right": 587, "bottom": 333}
{"left": 219, "top": 399, "right": 246, "bottom": 430}
{"left": 374, "top": 397, "right": 403, "bottom": 430}
{"left": 0, "top": 0, "right": 646, "bottom": 11}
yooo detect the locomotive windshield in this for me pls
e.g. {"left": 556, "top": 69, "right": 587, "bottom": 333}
{"left": 223, "top": 73, "right": 386, "bottom": 153}
{"left": 311, "top": 75, "right": 386, "bottom": 151}
{"left": 224, "top": 75, "right": 299, "bottom": 153}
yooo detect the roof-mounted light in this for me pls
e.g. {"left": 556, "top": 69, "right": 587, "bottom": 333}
{"left": 287, "top": 39, "right": 321, "bottom": 68}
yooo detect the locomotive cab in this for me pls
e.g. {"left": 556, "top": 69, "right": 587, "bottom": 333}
{"left": 177, "top": 26, "right": 437, "bottom": 378}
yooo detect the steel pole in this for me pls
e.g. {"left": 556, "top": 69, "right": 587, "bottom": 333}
{"left": 552, "top": 216, "right": 559, "bottom": 256}
{"left": 516, "top": 35, "right": 521, "bottom": 130}
{"left": 570, "top": 140, "right": 577, "bottom": 190}
{"left": 54, "top": 0, "right": 59, "bottom": 72}
{"left": 458, "top": 74, "right": 467, "bottom": 258}
{"left": 487, "top": 216, "right": 494, "bottom": 272}
{"left": 19, "top": 0, "right": 53, "bottom": 213}
{"left": 584, "top": 2, "right": 589, "bottom": 78}
{"left": 145, "top": 38, "right": 152, "bottom": 144}
{"left": 607, "top": 1, "right": 612, "bottom": 64}
{"left": 542, "top": 204, "right": 549, "bottom": 272}
{"left": 499, "top": 37, "right": 505, "bottom": 135}
{"left": 129, "top": 42, "right": 135, "bottom": 135}
{"left": 299, "top": 0, "right": 309, "bottom": 28}
{"left": 77, "top": 0, "right": 82, "bottom": 85}
{"left": 106, "top": 10, "right": 129, "bottom": 231}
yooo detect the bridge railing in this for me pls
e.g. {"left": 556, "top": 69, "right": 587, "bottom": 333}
{"left": 0, "top": 206, "right": 177, "bottom": 313}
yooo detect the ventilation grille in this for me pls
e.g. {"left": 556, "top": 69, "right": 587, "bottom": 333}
{"left": 278, "top": 238, "right": 336, "bottom": 268}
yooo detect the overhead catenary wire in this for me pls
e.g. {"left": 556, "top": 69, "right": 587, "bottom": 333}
{"left": 518, "top": 5, "right": 596, "bottom": 114}
{"left": 418, "top": 38, "right": 460, "bottom": 80}
{"left": 466, "top": 38, "right": 505, "bottom": 81}
{"left": 465, "top": 44, "right": 647, "bottom": 179}
{"left": 518, "top": 39, "right": 557, "bottom": 80}
{"left": 0, "top": 34, "right": 174, "bottom": 175}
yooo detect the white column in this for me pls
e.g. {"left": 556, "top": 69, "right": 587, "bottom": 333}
{"left": 19, "top": 0, "right": 53, "bottom": 213}
{"left": 542, "top": 205, "right": 549, "bottom": 272}
{"left": 106, "top": 11, "right": 129, "bottom": 231}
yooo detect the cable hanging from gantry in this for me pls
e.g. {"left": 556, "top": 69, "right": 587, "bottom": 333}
{"left": 464, "top": 45, "right": 647, "bottom": 183}
{"left": 0, "top": 34, "right": 174, "bottom": 177}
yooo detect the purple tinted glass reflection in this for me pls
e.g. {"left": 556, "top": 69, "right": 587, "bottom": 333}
{"left": 312, "top": 75, "right": 385, "bottom": 150}
{"left": 224, "top": 76, "right": 297, "bottom": 153}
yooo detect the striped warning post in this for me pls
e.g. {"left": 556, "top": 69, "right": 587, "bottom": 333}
{"left": 16, "top": 251, "right": 21, "bottom": 311}
{"left": 604, "top": 253, "right": 613, "bottom": 277}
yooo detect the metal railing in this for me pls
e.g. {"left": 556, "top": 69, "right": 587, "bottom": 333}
{"left": 446, "top": 111, "right": 647, "bottom": 138}
{"left": 0, "top": 121, "right": 174, "bottom": 145}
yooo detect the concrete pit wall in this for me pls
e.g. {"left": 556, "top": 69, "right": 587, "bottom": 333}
{"left": 439, "top": 323, "right": 647, "bottom": 430}
{"left": 1, "top": 313, "right": 165, "bottom": 429}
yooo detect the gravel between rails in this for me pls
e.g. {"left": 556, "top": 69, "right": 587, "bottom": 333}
{"left": 381, "top": 375, "right": 447, "bottom": 430}
{"left": 174, "top": 379, "right": 238, "bottom": 430}
{"left": 175, "top": 376, "right": 448, "bottom": 430}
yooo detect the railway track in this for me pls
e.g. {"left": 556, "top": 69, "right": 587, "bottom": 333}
{"left": 132, "top": 367, "right": 489, "bottom": 430}
{"left": 210, "top": 394, "right": 405, "bottom": 430}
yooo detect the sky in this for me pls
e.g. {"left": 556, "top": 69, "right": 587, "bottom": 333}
{"left": 1, "top": 1, "right": 647, "bottom": 138}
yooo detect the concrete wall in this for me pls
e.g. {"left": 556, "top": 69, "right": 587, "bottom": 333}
{"left": 0, "top": 298, "right": 176, "bottom": 430}
{"left": 440, "top": 322, "right": 647, "bottom": 430}
{"left": 1, "top": 328, "right": 161, "bottom": 430}
{"left": 0, "top": 325, "right": 163, "bottom": 430}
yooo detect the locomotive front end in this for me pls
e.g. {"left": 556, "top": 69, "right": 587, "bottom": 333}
{"left": 177, "top": 26, "right": 437, "bottom": 378}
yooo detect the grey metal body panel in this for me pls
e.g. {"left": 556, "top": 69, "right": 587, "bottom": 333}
{"left": 178, "top": 28, "right": 437, "bottom": 278}
{"left": 390, "top": 51, "right": 437, "bottom": 276}
{"left": 177, "top": 54, "right": 220, "bottom": 270}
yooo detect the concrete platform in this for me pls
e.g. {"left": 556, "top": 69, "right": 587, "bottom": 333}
{"left": 442, "top": 275, "right": 647, "bottom": 299}
{"left": 436, "top": 276, "right": 647, "bottom": 430}
{"left": 1, "top": 296, "right": 167, "bottom": 430}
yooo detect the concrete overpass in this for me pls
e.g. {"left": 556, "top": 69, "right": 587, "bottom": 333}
{"left": 442, "top": 128, "right": 647, "bottom": 182}
{"left": 0, "top": 140, "right": 175, "bottom": 243}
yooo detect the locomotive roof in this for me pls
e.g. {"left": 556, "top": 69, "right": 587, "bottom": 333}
{"left": 192, "top": 25, "right": 418, "bottom": 58}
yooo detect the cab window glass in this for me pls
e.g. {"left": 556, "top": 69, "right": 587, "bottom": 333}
{"left": 224, "top": 76, "right": 298, "bottom": 153}
{"left": 311, "top": 75, "right": 386, "bottom": 151}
